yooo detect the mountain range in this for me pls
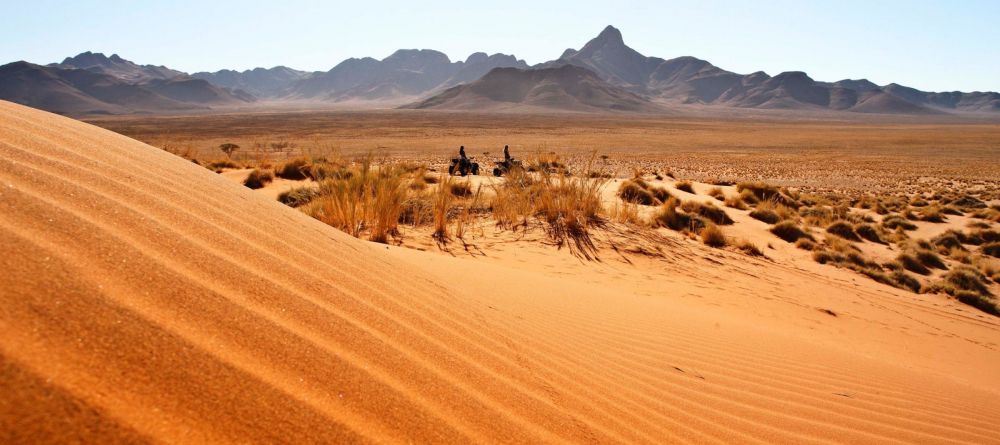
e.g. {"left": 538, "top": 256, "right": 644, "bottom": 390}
{"left": 1, "top": 26, "right": 997, "bottom": 115}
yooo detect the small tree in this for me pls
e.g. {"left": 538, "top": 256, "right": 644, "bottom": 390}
{"left": 219, "top": 143, "right": 240, "bottom": 159}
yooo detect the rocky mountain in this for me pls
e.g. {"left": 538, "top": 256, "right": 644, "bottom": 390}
{"left": 192, "top": 66, "right": 313, "bottom": 97}
{"left": 405, "top": 64, "right": 660, "bottom": 113}
{"left": 2, "top": 27, "right": 997, "bottom": 115}
{"left": 51, "top": 51, "right": 184, "bottom": 83}
{"left": 287, "top": 50, "right": 528, "bottom": 101}
{"left": 0, "top": 56, "right": 254, "bottom": 115}
{"left": 544, "top": 25, "right": 998, "bottom": 114}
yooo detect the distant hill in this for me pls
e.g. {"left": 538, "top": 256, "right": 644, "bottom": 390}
{"left": 405, "top": 64, "right": 661, "bottom": 113}
{"left": 0, "top": 55, "right": 254, "bottom": 115}
{"left": 287, "top": 50, "right": 528, "bottom": 101}
{"left": 192, "top": 66, "right": 312, "bottom": 97}
{"left": 51, "top": 51, "right": 184, "bottom": 83}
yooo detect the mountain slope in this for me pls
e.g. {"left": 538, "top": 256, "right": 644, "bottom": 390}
{"left": 0, "top": 57, "right": 254, "bottom": 115}
{"left": 544, "top": 25, "right": 994, "bottom": 114}
{"left": 287, "top": 50, "right": 527, "bottom": 101}
{"left": 52, "top": 51, "right": 184, "bottom": 82}
{"left": 192, "top": 66, "right": 312, "bottom": 97}
{"left": 405, "top": 64, "right": 661, "bottom": 112}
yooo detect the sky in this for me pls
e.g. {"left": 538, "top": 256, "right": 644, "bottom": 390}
{"left": 2, "top": 0, "right": 998, "bottom": 92}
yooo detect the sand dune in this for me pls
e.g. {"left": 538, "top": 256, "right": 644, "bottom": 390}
{"left": 2, "top": 99, "right": 1000, "bottom": 443}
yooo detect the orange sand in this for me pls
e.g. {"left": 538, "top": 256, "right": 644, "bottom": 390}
{"left": 2, "top": 100, "right": 999, "bottom": 444}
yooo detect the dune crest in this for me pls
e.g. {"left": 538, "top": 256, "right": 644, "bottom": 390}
{"left": 2, "top": 100, "right": 1000, "bottom": 443}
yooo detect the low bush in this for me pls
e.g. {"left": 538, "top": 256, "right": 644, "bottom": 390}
{"left": 277, "top": 187, "right": 319, "bottom": 207}
{"left": 243, "top": 169, "right": 274, "bottom": 189}
{"left": 275, "top": 157, "right": 311, "bottom": 180}
{"left": 681, "top": 201, "right": 733, "bottom": 225}
{"left": 983, "top": 242, "right": 1000, "bottom": 258}
{"left": 881, "top": 215, "right": 917, "bottom": 231}
{"left": 826, "top": 220, "right": 861, "bottom": 241}
{"left": 675, "top": 180, "right": 695, "bottom": 194}
{"left": 700, "top": 224, "right": 727, "bottom": 248}
{"left": 771, "top": 221, "right": 814, "bottom": 243}
{"left": 735, "top": 239, "right": 765, "bottom": 256}
{"left": 855, "top": 223, "right": 884, "bottom": 243}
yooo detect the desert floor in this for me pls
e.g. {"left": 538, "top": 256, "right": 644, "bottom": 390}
{"left": 3, "top": 102, "right": 1000, "bottom": 444}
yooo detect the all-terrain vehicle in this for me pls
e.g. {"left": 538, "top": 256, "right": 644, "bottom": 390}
{"left": 448, "top": 157, "right": 480, "bottom": 176}
{"left": 492, "top": 158, "right": 523, "bottom": 176}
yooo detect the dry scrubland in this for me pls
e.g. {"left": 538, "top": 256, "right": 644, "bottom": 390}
{"left": 88, "top": 110, "right": 1000, "bottom": 315}
{"left": 88, "top": 110, "right": 1000, "bottom": 195}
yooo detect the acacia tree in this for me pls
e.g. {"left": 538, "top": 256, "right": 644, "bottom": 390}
{"left": 219, "top": 143, "right": 240, "bottom": 159}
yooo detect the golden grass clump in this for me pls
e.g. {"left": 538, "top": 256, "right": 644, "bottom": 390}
{"left": 826, "top": 220, "right": 861, "bottom": 241}
{"left": 277, "top": 187, "right": 319, "bottom": 207}
{"left": 881, "top": 214, "right": 917, "bottom": 231}
{"left": 305, "top": 158, "right": 407, "bottom": 243}
{"left": 735, "top": 239, "right": 764, "bottom": 257}
{"left": 700, "top": 224, "right": 727, "bottom": 248}
{"left": 274, "top": 157, "right": 312, "bottom": 180}
{"left": 770, "top": 221, "right": 814, "bottom": 243}
{"left": 707, "top": 187, "right": 725, "bottom": 201}
{"left": 618, "top": 178, "right": 671, "bottom": 206}
{"left": 923, "top": 266, "right": 998, "bottom": 315}
{"left": 243, "top": 169, "right": 273, "bottom": 189}
{"left": 724, "top": 195, "right": 748, "bottom": 210}
{"left": 681, "top": 200, "right": 734, "bottom": 225}
{"left": 675, "top": 180, "right": 695, "bottom": 193}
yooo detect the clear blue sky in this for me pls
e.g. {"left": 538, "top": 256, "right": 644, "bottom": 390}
{"left": 3, "top": 0, "right": 998, "bottom": 92}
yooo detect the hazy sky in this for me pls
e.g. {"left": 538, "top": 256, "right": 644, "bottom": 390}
{"left": 3, "top": 0, "right": 998, "bottom": 92}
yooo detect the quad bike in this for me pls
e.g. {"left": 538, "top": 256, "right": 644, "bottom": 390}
{"left": 492, "top": 158, "right": 523, "bottom": 177}
{"left": 448, "top": 157, "right": 480, "bottom": 176}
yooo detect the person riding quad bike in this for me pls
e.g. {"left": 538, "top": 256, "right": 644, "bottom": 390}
{"left": 448, "top": 145, "right": 480, "bottom": 176}
{"left": 492, "top": 145, "right": 523, "bottom": 176}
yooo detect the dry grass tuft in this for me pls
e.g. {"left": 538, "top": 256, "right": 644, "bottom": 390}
{"left": 274, "top": 157, "right": 312, "bottom": 180}
{"left": 305, "top": 158, "right": 406, "bottom": 243}
{"left": 618, "top": 178, "right": 671, "bottom": 206}
{"left": 708, "top": 187, "right": 725, "bottom": 201}
{"left": 277, "top": 187, "right": 319, "bottom": 207}
{"left": 724, "top": 195, "right": 748, "bottom": 210}
{"left": 881, "top": 215, "right": 917, "bottom": 231}
{"left": 770, "top": 221, "right": 814, "bottom": 243}
{"left": 700, "top": 224, "right": 727, "bottom": 248}
{"left": 681, "top": 201, "right": 733, "bottom": 225}
{"left": 826, "top": 220, "right": 861, "bottom": 241}
{"left": 675, "top": 180, "right": 695, "bottom": 194}
{"left": 735, "top": 239, "right": 764, "bottom": 256}
{"left": 243, "top": 169, "right": 274, "bottom": 189}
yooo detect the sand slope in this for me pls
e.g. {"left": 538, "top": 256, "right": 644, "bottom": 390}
{"left": 2, "top": 99, "right": 1000, "bottom": 444}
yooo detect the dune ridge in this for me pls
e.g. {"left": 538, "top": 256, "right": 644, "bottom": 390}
{"left": 2, "top": 100, "right": 1000, "bottom": 444}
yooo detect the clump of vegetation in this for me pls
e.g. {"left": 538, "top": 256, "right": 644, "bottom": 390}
{"left": 918, "top": 205, "right": 947, "bottom": 223}
{"left": 724, "top": 195, "right": 748, "bottom": 210}
{"left": 305, "top": 158, "right": 407, "bottom": 243}
{"left": 708, "top": 187, "right": 725, "bottom": 201}
{"left": 652, "top": 198, "right": 702, "bottom": 232}
{"left": 700, "top": 224, "right": 727, "bottom": 248}
{"left": 275, "top": 157, "right": 312, "bottom": 180}
{"left": 737, "top": 181, "right": 798, "bottom": 207}
{"left": 881, "top": 215, "right": 917, "bottom": 231}
{"left": 735, "top": 239, "right": 764, "bottom": 257}
{"left": 931, "top": 231, "right": 966, "bottom": 252}
{"left": 983, "top": 242, "right": 1000, "bottom": 258}
{"left": 826, "top": 220, "right": 861, "bottom": 241}
{"left": 770, "top": 221, "right": 814, "bottom": 243}
{"left": 795, "top": 238, "right": 816, "bottom": 250}
{"left": 681, "top": 200, "right": 733, "bottom": 225}
{"left": 243, "top": 169, "right": 274, "bottom": 189}
{"left": 449, "top": 180, "right": 473, "bottom": 198}
{"left": 618, "top": 178, "right": 671, "bottom": 206}
{"left": 854, "top": 223, "right": 884, "bottom": 244}
{"left": 749, "top": 200, "right": 796, "bottom": 224}
{"left": 896, "top": 252, "right": 930, "bottom": 275}
{"left": 205, "top": 159, "right": 241, "bottom": 171}
{"left": 277, "top": 187, "right": 319, "bottom": 207}
{"left": 675, "top": 180, "right": 695, "bottom": 194}
{"left": 923, "top": 266, "right": 997, "bottom": 315}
